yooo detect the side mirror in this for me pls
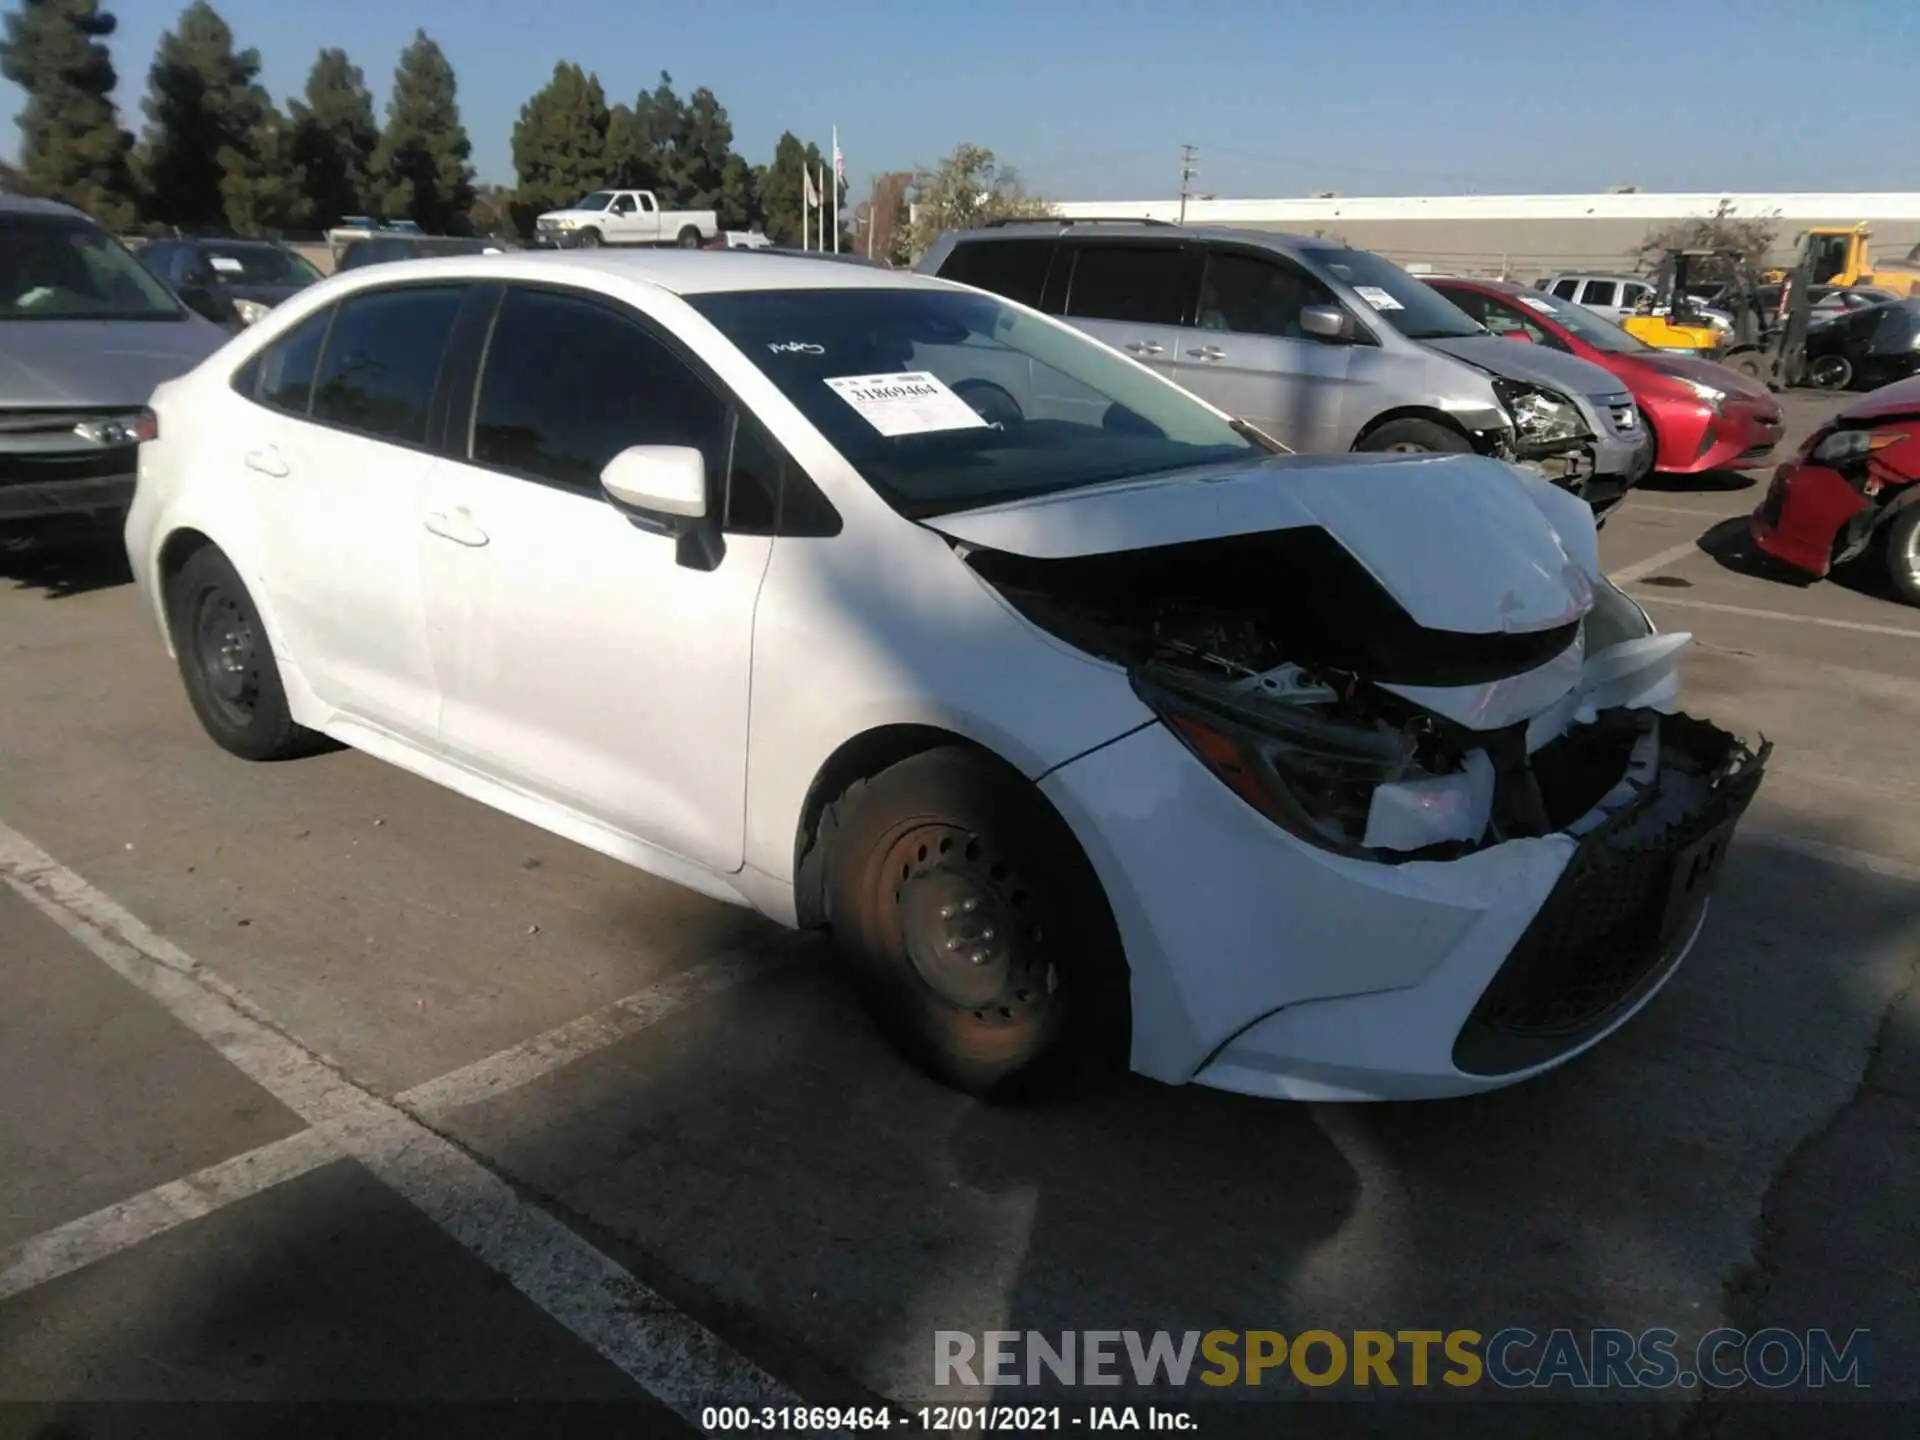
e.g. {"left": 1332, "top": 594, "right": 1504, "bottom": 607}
{"left": 600, "top": 445, "right": 706, "bottom": 527}
{"left": 1299, "top": 303, "right": 1350, "bottom": 342}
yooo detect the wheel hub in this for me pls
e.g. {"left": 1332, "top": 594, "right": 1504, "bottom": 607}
{"left": 888, "top": 827, "right": 1054, "bottom": 1022}
{"left": 196, "top": 593, "right": 256, "bottom": 709}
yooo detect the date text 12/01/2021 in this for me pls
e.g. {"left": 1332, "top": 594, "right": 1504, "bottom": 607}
{"left": 700, "top": 1406, "right": 1195, "bottom": 1431}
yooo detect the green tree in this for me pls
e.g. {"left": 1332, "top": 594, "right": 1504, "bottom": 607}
{"left": 907, "top": 143, "right": 1052, "bottom": 258}
{"left": 219, "top": 103, "right": 308, "bottom": 233}
{"left": 370, "top": 29, "right": 473, "bottom": 233}
{"left": 670, "top": 85, "right": 732, "bottom": 210}
{"left": 717, "top": 152, "right": 758, "bottom": 231}
{"left": 511, "top": 60, "right": 612, "bottom": 216}
{"left": 288, "top": 47, "right": 376, "bottom": 228}
{"left": 759, "top": 131, "right": 827, "bottom": 247}
{"left": 0, "top": 0, "right": 138, "bottom": 228}
{"left": 137, "top": 1, "right": 274, "bottom": 231}
{"left": 1637, "top": 200, "right": 1780, "bottom": 281}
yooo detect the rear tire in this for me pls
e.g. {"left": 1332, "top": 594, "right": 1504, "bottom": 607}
{"left": 1885, "top": 506, "right": 1920, "bottom": 607}
{"left": 821, "top": 747, "right": 1130, "bottom": 1101}
{"left": 165, "top": 546, "right": 326, "bottom": 761}
{"left": 1808, "top": 353, "right": 1853, "bottom": 391}
{"left": 677, "top": 226, "right": 702, "bottom": 249}
{"left": 1355, "top": 418, "right": 1471, "bottom": 454}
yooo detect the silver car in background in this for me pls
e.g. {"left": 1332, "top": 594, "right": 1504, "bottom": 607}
{"left": 0, "top": 196, "right": 225, "bottom": 534}
{"left": 919, "top": 222, "right": 1652, "bottom": 516}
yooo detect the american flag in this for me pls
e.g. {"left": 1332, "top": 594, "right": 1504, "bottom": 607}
{"left": 833, "top": 135, "right": 845, "bottom": 187}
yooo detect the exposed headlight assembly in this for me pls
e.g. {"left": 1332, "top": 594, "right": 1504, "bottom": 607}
{"left": 1494, "top": 378, "right": 1589, "bottom": 448}
{"left": 1810, "top": 429, "right": 1902, "bottom": 465}
{"left": 1133, "top": 663, "right": 1416, "bottom": 853}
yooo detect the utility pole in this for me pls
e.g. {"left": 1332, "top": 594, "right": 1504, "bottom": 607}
{"left": 1178, "top": 144, "right": 1199, "bottom": 225}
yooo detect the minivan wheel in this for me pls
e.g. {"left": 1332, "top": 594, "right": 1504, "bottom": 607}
{"left": 1886, "top": 506, "right": 1920, "bottom": 607}
{"left": 822, "top": 747, "right": 1130, "bottom": 1100}
{"left": 1356, "top": 418, "right": 1472, "bottom": 454}
{"left": 166, "top": 546, "right": 326, "bottom": 761}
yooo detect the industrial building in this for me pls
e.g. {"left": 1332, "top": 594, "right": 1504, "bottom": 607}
{"left": 1051, "top": 192, "right": 1920, "bottom": 281}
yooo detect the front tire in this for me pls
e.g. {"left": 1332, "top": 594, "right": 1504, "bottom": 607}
{"left": 677, "top": 226, "right": 702, "bottom": 249}
{"left": 577, "top": 227, "right": 603, "bottom": 249}
{"left": 1885, "top": 506, "right": 1920, "bottom": 606}
{"left": 822, "top": 747, "right": 1130, "bottom": 1100}
{"left": 1355, "top": 417, "right": 1471, "bottom": 454}
{"left": 1808, "top": 353, "right": 1853, "bottom": 391}
{"left": 166, "top": 546, "right": 325, "bottom": 761}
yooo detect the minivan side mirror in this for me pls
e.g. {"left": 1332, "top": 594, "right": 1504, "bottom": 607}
{"left": 1299, "top": 303, "right": 1350, "bottom": 342}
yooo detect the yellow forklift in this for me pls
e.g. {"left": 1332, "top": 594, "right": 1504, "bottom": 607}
{"left": 1775, "top": 224, "right": 1920, "bottom": 296}
{"left": 1623, "top": 248, "right": 1734, "bottom": 355}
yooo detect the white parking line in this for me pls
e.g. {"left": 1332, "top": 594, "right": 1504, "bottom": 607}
{"left": 0, "top": 820, "right": 804, "bottom": 1425}
{"left": 1608, "top": 538, "right": 1703, "bottom": 585}
{"left": 1633, "top": 593, "right": 1920, "bottom": 639}
{"left": 1624, "top": 502, "right": 1741, "bottom": 520}
{"left": 0, "top": 1128, "right": 339, "bottom": 1303}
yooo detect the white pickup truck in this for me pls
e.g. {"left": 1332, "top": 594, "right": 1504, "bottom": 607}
{"left": 534, "top": 190, "right": 719, "bottom": 250}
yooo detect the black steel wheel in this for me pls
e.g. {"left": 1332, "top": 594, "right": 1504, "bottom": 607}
{"left": 166, "top": 545, "right": 326, "bottom": 761}
{"left": 1808, "top": 353, "right": 1853, "bottom": 391}
{"left": 822, "top": 747, "right": 1130, "bottom": 1100}
{"left": 1886, "top": 506, "right": 1920, "bottom": 607}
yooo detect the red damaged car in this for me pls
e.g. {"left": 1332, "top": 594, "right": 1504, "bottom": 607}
{"left": 1427, "top": 277, "right": 1784, "bottom": 475}
{"left": 1751, "top": 376, "right": 1920, "bottom": 605}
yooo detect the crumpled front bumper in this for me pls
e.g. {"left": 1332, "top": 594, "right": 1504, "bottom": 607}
{"left": 1041, "top": 704, "right": 1767, "bottom": 1102}
{"left": 1751, "top": 462, "right": 1867, "bottom": 577}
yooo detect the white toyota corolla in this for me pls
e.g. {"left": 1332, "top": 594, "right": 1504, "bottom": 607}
{"left": 126, "top": 250, "right": 1768, "bottom": 1102}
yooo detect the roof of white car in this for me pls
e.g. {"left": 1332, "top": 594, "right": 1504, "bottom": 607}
{"left": 341, "top": 248, "right": 943, "bottom": 297}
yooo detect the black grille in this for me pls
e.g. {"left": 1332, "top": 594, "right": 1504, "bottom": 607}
{"left": 1452, "top": 712, "right": 1768, "bottom": 1077}
{"left": 0, "top": 443, "right": 136, "bottom": 489}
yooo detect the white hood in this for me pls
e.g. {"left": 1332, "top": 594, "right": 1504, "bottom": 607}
{"left": 924, "top": 450, "right": 1597, "bottom": 637}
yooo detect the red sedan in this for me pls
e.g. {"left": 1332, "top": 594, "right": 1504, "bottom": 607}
{"left": 1426, "top": 278, "right": 1784, "bottom": 475}
{"left": 1751, "top": 376, "right": 1920, "bottom": 605}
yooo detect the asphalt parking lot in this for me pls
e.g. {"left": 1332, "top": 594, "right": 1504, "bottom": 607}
{"left": 2, "top": 389, "right": 1916, "bottom": 1438}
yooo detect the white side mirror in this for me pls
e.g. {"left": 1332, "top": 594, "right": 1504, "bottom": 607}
{"left": 600, "top": 445, "right": 707, "bottom": 523}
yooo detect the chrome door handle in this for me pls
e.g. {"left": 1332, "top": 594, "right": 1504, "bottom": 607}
{"left": 1187, "top": 345, "right": 1226, "bottom": 360}
{"left": 1123, "top": 341, "right": 1165, "bottom": 356}
{"left": 423, "top": 510, "right": 489, "bottom": 548}
{"left": 243, "top": 446, "right": 289, "bottom": 478}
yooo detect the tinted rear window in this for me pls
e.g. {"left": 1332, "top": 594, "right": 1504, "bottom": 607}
{"left": 311, "top": 286, "right": 464, "bottom": 445}
{"left": 938, "top": 239, "right": 1055, "bottom": 309}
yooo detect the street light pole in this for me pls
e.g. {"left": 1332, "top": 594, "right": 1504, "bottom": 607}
{"left": 1178, "top": 144, "right": 1198, "bottom": 226}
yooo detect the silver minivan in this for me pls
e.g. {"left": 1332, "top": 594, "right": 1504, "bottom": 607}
{"left": 918, "top": 223, "right": 1653, "bottom": 515}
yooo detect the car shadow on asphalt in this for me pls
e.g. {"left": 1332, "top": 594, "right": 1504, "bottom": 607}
{"left": 1638, "top": 467, "right": 1759, "bottom": 495}
{"left": 0, "top": 529, "right": 134, "bottom": 599}
{"left": 1697, "top": 515, "right": 1817, "bottom": 589}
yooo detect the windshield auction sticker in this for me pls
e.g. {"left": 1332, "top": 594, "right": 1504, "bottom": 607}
{"left": 826, "top": 372, "right": 990, "bottom": 438}
{"left": 1353, "top": 285, "right": 1405, "bottom": 311}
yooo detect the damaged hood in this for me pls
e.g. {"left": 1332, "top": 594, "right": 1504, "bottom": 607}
{"left": 925, "top": 450, "right": 1595, "bottom": 637}
{"left": 1427, "top": 333, "right": 1629, "bottom": 401}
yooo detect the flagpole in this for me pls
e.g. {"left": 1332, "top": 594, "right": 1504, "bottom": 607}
{"left": 802, "top": 167, "right": 809, "bottom": 252}
{"left": 832, "top": 128, "right": 841, "bottom": 254}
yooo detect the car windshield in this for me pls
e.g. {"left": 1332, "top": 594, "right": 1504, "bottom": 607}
{"left": 570, "top": 192, "right": 615, "bottom": 212}
{"left": 193, "top": 244, "right": 321, "bottom": 286}
{"left": 689, "top": 287, "right": 1262, "bottom": 518}
{"left": 0, "top": 213, "right": 183, "bottom": 321}
{"left": 1302, "top": 246, "right": 1485, "bottom": 340}
{"left": 1507, "top": 289, "right": 1651, "bottom": 354}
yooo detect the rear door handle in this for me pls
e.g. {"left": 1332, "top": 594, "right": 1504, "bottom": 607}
{"left": 423, "top": 510, "right": 489, "bottom": 548}
{"left": 244, "top": 446, "right": 289, "bottom": 478}
{"left": 1187, "top": 345, "right": 1226, "bottom": 360}
{"left": 1123, "top": 340, "right": 1165, "bottom": 356}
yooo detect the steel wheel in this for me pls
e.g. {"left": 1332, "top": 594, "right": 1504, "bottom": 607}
{"left": 883, "top": 822, "right": 1056, "bottom": 1031}
{"left": 1887, "top": 506, "right": 1920, "bottom": 607}
{"left": 577, "top": 228, "right": 602, "bottom": 249}
{"left": 190, "top": 583, "right": 263, "bottom": 729}
{"left": 1808, "top": 354, "right": 1853, "bottom": 391}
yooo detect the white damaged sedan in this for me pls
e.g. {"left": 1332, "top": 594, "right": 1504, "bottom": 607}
{"left": 126, "top": 250, "right": 1768, "bottom": 1102}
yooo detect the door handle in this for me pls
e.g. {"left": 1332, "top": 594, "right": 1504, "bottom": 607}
{"left": 243, "top": 446, "right": 289, "bottom": 478}
{"left": 1123, "top": 340, "right": 1165, "bottom": 356}
{"left": 423, "top": 510, "right": 490, "bottom": 548}
{"left": 1187, "top": 345, "right": 1227, "bottom": 360}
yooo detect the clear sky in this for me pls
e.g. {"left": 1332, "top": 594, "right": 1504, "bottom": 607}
{"left": 12, "top": 0, "right": 1920, "bottom": 200}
